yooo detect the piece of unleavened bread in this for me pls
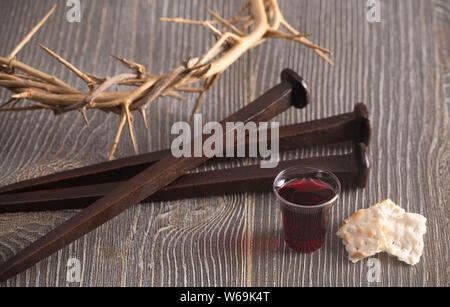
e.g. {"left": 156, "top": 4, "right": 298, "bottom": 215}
{"left": 380, "top": 210, "right": 427, "bottom": 265}
{"left": 337, "top": 199, "right": 427, "bottom": 265}
{"left": 336, "top": 203, "right": 386, "bottom": 263}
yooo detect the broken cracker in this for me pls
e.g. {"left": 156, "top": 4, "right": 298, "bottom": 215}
{"left": 336, "top": 204, "right": 386, "bottom": 263}
{"left": 337, "top": 199, "right": 427, "bottom": 265}
{"left": 381, "top": 211, "right": 427, "bottom": 265}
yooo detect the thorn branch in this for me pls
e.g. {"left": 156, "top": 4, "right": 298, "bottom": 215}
{"left": 1, "top": 0, "right": 333, "bottom": 159}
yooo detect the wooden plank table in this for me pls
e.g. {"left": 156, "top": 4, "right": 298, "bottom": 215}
{"left": 0, "top": 0, "right": 448, "bottom": 287}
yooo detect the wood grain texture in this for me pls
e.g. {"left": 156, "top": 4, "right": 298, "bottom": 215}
{"left": 0, "top": 0, "right": 448, "bottom": 287}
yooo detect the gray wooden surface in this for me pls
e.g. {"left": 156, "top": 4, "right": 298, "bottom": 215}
{"left": 0, "top": 0, "right": 448, "bottom": 287}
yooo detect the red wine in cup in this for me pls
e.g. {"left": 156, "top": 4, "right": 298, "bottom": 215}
{"left": 277, "top": 177, "right": 336, "bottom": 253}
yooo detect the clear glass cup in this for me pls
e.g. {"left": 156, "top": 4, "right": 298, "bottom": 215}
{"left": 273, "top": 167, "right": 341, "bottom": 253}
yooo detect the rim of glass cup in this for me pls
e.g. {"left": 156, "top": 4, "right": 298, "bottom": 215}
{"left": 272, "top": 166, "right": 341, "bottom": 209}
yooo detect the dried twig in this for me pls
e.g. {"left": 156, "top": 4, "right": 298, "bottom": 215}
{"left": 39, "top": 44, "right": 95, "bottom": 90}
{"left": 6, "top": 5, "right": 57, "bottom": 61}
{"left": 0, "top": 0, "right": 333, "bottom": 160}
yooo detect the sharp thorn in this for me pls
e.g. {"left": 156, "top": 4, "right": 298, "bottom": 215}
{"left": 189, "top": 93, "right": 204, "bottom": 123}
{"left": 139, "top": 107, "right": 149, "bottom": 130}
{"left": 7, "top": 4, "right": 57, "bottom": 60}
{"left": 124, "top": 106, "right": 137, "bottom": 153}
{"left": 79, "top": 108, "right": 90, "bottom": 128}
{"left": 108, "top": 113, "right": 127, "bottom": 161}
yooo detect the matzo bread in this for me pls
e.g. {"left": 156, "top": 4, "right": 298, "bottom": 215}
{"left": 373, "top": 198, "right": 405, "bottom": 219}
{"left": 381, "top": 212, "right": 427, "bottom": 265}
{"left": 336, "top": 205, "right": 386, "bottom": 262}
{"left": 337, "top": 199, "right": 427, "bottom": 265}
